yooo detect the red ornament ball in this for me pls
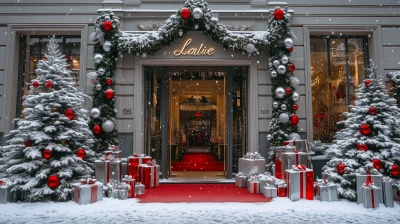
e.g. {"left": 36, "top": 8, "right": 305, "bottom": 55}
{"left": 106, "top": 78, "right": 113, "bottom": 86}
{"left": 392, "top": 164, "right": 400, "bottom": 177}
{"left": 360, "top": 123, "right": 371, "bottom": 136}
{"left": 285, "top": 87, "right": 292, "bottom": 95}
{"left": 291, "top": 115, "right": 299, "bottom": 125}
{"left": 42, "top": 149, "right": 52, "bottom": 160}
{"left": 365, "top": 79, "right": 372, "bottom": 87}
{"left": 369, "top": 107, "right": 377, "bottom": 115}
{"left": 47, "top": 175, "right": 60, "bottom": 189}
{"left": 337, "top": 163, "right": 346, "bottom": 175}
{"left": 289, "top": 64, "right": 296, "bottom": 72}
{"left": 103, "top": 21, "right": 113, "bottom": 32}
{"left": 64, "top": 109, "right": 75, "bottom": 120}
{"left": 104, "top": 89, "right": 115, "bottom": 100}
{"left": 32, "top": 81, "right": 39, "bottom": 88}
{"left": 293, "top": 104, "right": 298, "bottom": 111}
{"left": 24, "top": 140, "right": 32, "bottom": 147}
{"left": 274, "top": 9, "right": 284, "bottom": 20}
{"left": 180, "top": 8, "right": 191, "bottom": 19}
{"left": 76, "top": 149, "right": 86, "bottom": 159}
{"left": 357, "top": 143, "right": 368, "bottom": 151}
{"left": 288, "top": 47, "right": 294, "bottom": 53}
{"left": 45, "top": 80, "right": 53, "bottom": 89}
{"left": 93, "top": 125, "right": 101, "bottom": 135}
{"left": 372, "top": 159, "right": 382, "bottom": 170}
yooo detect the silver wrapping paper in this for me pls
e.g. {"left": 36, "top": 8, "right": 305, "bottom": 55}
{"left": 238, "top": 158, "right": 266, "bottom": 178}
{"left": 235, "top": 175, "right": 247, "bottom": 188}
{"left": 361, "top": 185, "right": 380, "bottom": 209}
{"left": 285, "top": 170, "right": 300, "bottom": 201}
{"left": 118, "top": 189, "right": 128, "bottom": 200}
{"left": 0, "top": 185, "right": 11, "bottom": 204}
{"left": 111, "top": 189, "right": 119, "bottom": 199}
{"left": 110, "top": 161, "right": 122, "bottom": 183}
{"left": 121, "top": 158, "right": 128, "bottom": 177}
{"left": 135, "top": 184, "right": 145, "bottom": 196}
{"left": 259, "top": 177, "right": 275, "bottom": 190}
{"left": 248, "top": 181, "right": 260, "bottom": 193}
{"left": 262, "top": 186, "right": 277, "bottom": 198}
{"left": 281, "top": 152, "right": 311, "bottom": 179}
{"left": 274, "top": 146, "right": 296, "bottom": 179}
{"left": 319, "top": 184, "right": 338, "bottom": 202}
{"left": 383, "top": 181, "right": 394, "bottom": 207}
{"left": 356, "top": 173, "right": 383, "bottom": 204}
{"left": 321, "top": 172, "right": 330, "bottom": 181}
{"left": 73, "top": 183, "right": 103, "bottom": 205}
{"left": 95, "top": 160, "right": 108, "bottom": 184}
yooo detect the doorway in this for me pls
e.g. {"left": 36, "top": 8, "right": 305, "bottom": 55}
{"left": 144, "top": 66, "right": 247, "bottom": 181}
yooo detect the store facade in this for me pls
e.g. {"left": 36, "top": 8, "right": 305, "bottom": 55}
{"left": 0, "top": 0, "right": 399, "bottom": 178}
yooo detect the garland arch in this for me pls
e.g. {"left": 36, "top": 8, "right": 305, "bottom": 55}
{"left": 88, "top": 0, "right": 300, "bottom": 169}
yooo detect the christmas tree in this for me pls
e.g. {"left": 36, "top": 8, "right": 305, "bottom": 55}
{"left": 323, "top": 64, "right": 400, "bottom": 201}
{"left": 266, "top": 8, "right": 301, "bottom": 171}
{"left": 0, "top": 36, "right": 96, "bottom": 201}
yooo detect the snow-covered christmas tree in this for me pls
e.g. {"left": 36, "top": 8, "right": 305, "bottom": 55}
{"left": 323, "top": 63, "right": 400, "bottom": 201}
{"left": 0, "top": 36, "right": 96, "bottom": 201}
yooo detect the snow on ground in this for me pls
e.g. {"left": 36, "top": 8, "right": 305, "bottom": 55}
{"left": 1, "top": 198, "right": 400, "bottom": 224}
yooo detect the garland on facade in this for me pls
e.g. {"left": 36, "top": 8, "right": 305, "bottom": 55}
{"left": 88, "top": 0, "right": 298, "bottom": 156}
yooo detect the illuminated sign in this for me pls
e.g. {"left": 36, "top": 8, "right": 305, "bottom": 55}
{"left": 173, "top": 38, "right": 214, "bottom": 56}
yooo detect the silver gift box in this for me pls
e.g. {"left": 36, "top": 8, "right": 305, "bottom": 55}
{"left": 235, "top": 175, "right": 247, "bottom": 188}
{"left": 318, "top": 184, "right": 338, "bottom": 202}
{"left": 111, "top": 189, "right": 119, "bottom": 199}
{"left": 262, "top": 186, "right": 277, "bottom": 198}
{"left": 0, "top": 185, "right": 12, "bottom": 204}
{"left": 95, "top": 160, "right": 109, "bottom": 184}
{"left": 356, "top": 173, "right": 383, "bottom": 204}
{"left": 361, "top": 185, "right": 380, "bottom": 209}
{"left": 118, "top": 189, "right": 128, "bottom": 200}
{"left": 281, "top": 152, "right": 311, "bottom": 179}
{"left": 73, "top": 182, "right": 103, "bottom": 205}
{"left": 238, "top": 158, "right": 266, "bottom": 178}
{"left": 285, "top": 170, "right": 300, "bottom": 202}
{"left": 135, "top": 184, "right": 145, "bottom": 196}
{"left": 121, "top": 158, "right": 128, "bottom": 177}
{"left": 383, "top": 181, "right": 394, "bottom": 207}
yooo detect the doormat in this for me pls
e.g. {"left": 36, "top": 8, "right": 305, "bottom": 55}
{"left": 137, "top": 184, "right": 272, "bottom": 203}
{"left": 171, "top": 152, "right": 224, "bottom": 171}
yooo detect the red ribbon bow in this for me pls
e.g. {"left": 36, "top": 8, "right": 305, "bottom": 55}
{"left": 293, "top": 164, "right": 307, "bottom": 171}
{"left": 0, "top": 179, "right": 3, "bottom": 186}
{"left": 146, "top": 160, "right": 154, "bottom": 166}
{"left": 81, "top": 178, "right": 96, "bottom": 185}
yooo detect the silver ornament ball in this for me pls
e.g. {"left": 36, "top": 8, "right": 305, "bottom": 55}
{"left": 273, "top": 101, "right": 279, "bottom": 108}
{"left": 246, "top": 43, "right": 256, "bottom": 54}
{"left": 90, "top": 108, "right": 101, "bottom": 119}
{"left": 96, "top": 84, "right": 102, "bottom": 90}
{"left": 102, "top": 120, "right": 115, "bottom": 133}
{"left": 277, "top": 65, "right": 287, "bottom": 74}
{"left": 281, "top": 104, "right": 287, "bottom": 110}
{"left": 104, "top": 16, "right": 110, "bottom": 21}
{"left": 94, "top": 54, "right": 103, "bottom": 64}
{"left": 273, "top": 60, "right": 280, "bottom": 67}
{"left": 103, "top": 41, "right": 112, "bottom": 52}
{"left": 178, "top": 29, "right": 184, "bottom": 37}
{"left": 97, "top": 68, "right": 105, "bottom": 76}
{"left": 281, "top": 55, "right": 289, "bottom": 64}
{"left": 288, "top": 132, "right": 301, "bottom": 140}
{"left": 271, "top": 70, "right": 278, "bottom": 78}
{"left": 284, "top": 13, "right": 291, "bottom": 20}
{"left": 279, "top": 113, "right": 290, "bottom": 123}
{"left": 290, "top": 76, "right": 300, "bottom": 86}
{"left": 275, "top": 87, "right": 286, "bottom": 98}
{"left": 292, "top": 92, "right": 300, "bottom": 102}
{"left": 284, "top": 38, "right": 294, "bottom": 49}
{"left": 192, "top": 7, "right": 204, "bottom": 19}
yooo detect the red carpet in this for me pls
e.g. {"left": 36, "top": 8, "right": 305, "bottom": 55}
{"left": 171, "top": 152, "right": 224, "bottom": 171}
{"left": 137, "top": 183, "right": 272, "bottom": 203}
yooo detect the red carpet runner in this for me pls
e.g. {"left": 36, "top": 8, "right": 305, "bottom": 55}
{"left": 171, "top": 152, "right": 224, "bottom": 171}
{"left": 137, "top": 184, "right": 272, "bottom": 203}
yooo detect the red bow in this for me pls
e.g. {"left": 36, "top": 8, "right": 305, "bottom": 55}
{"left": 81, "top": 178, "right": 96, "bottom": 185}
{"left": 146, "top": 160, "right": 154, "bottom": 166}
{"left": 0, "top": 179, "right": 3, "bottom": 186}
{"left": 293, "top": 164, "right": 307, "bottom": 171}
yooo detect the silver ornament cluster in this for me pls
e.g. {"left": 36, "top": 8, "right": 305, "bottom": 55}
{"left": 192, "top": 7, "right": 204, "bottom": 19}
{"left": 102, "top": 120, "right": 115, "bottom": 133}
{"left": 275, "top": 87, "right": 286, "bottom": 98}
{"left": 292, "top": 92, "right": 300, "bottom": 101}
{"left": 103, "top": 41, "right": 112, "bottom": 52}
{"left": 94, "top": 54, "right": 103, "bottom": 63}
{"left": 277, "top": 65, "right": 287, "bottom": 74}
{"left": 90, "top": 108, "right": 101, "bottom": 119}
{"left": 284, "top": 38, "right": 294, "bottom": 49}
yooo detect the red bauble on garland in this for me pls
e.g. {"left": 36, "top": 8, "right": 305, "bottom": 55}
{"left": 392, "top": 164, "right": 400, "bottom": 177}
{"left": 106, "top": 78, "right": 113, "bottom": 86}
{"left": 274, "top": 9, "right": 284, "bottom": 20}
{"left": 360, "top": 123, "right": 371, "bottom": 136}
{"left": 357, "top": 143, "right": 368, "bottom": 151}
{"left": 365, "top": 79, "right": 372, "bottom": 87}
{"left": 76, "top": 149, "right": 86, "bottom": 159}
{"left": 47, "top": 175, "right": 60, "bottom": 189}
{"left": 93, "top": 125, "right": 101, "bottom": 135}
{"left": 32, "top": 81, "right": 39, "bottom": 88}
{"left": 64, "top": 109, "right": 75, "bottom": 120}
{"left": 180, "top": 8, "right": 191, "bottom": 19}
{"left": 24, "top": 140, "right": 32, "bottom": 147}
{"left": 337, "top": 163, "right": 346, "bottom": 175}
{"left": 293, "top": 104, "right": 298, "bottom": 111}
{"left": 288, "top": 47, "right": 294, "bottom": 53}
{"left": 372, "top": 159, "right": 382, "bottom": 170}
{"left": 45, "top": 80, "right": 53, "bottom": 89}
{"left": 104, "top": 89, "right": 115, "bottom": 100}
{"left": 285, "top": 87, "right": 292, "bottom": 95}
{"left": 42, "top": 149, "right": 52, "bottom": 160}
{"left": 289, "top": 64, "right": 296, "bottom": 72}
{"left": 103, "top": 21, "right": 113, "bottom": 32}
{"left": 369, "top": 107, "right": 377, "bottom": 115}
{"left": 291, "top": 115, "right": 299, "bottom": 125}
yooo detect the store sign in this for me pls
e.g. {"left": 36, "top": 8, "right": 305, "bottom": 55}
{"left": 174, "top": 38, "right": 215, "bottom": 56}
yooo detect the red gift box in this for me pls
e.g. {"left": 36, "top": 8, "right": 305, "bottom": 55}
{"left": 137, "top": 163, "right": 160, "bottom": 189}
{"left": 285, "top": 166, "right": 314, "bottom": 201}
{"left": 127, "top": 155, "right": 152, "bottom": 181}
{"left": 274, "top": 146, "right": 296, "bottom": 179}
{"left": 277, "top": 184, "right": 287, "bottom": 197}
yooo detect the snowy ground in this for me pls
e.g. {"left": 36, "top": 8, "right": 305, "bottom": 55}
{"left": 2, "top": 198, "right": 400, "bottom": 224}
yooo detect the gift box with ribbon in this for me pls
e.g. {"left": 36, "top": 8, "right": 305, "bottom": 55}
{"left": 356, "top": 168, "right": 383, "bottom": 204}
{"left": 361, "top": 183, "right": 380, "bottom": 209}
{"left": 95, "top": 159, "right": 122, "bottom": 184}
{"left": 123, "top": 175, "right": 136, "bottom": 198}
{"left": 285, "top": 165, "right": 314, "bottom": 201}
{"left": 106, "top": 180, "right": 131, "bottom": 200}
{"left": 73, "top": 179, "right": 103, "bottom": 205}
{"left": 238, "top": 152, "right": 266, "bottom": 178}
{"left": 274, "top": 145, "right": 296, "bottom": 179}
{"left": 316, "top": 181, "right": 338, "bottom": 202}
{"left": 121, "top": 158, "right": 128, "bottom": 177}
{"left": 382, "top": 180, "right": 394, "bottom": 207}
{"left": 247, "top": 178, "right": 260, "bottom": 194}
{"left": 137, "top": 161, "right": 160, "bottom": 189}
{"left": 262, "top": 184, "right": 277, "bottom": 198}
{"left": 258, "top": 174, "right": 276, "bottom": 191}
{"left": 135, "top": 183, "right": 145, "bottom": 196}
{"left": 104, "top": 145, "right": 122, "bottom": 161}
{"left": 281, "top": 151, "right": 312, "bottom": 179}
{"left": 235, "top": 172, "right": 247, "bottom": 188}
{"left": 127, "top": 154, "right": 152, "bottom": 180}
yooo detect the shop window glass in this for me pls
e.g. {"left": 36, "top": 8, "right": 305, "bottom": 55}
{"left": 16, "top": 35, "right": 81, "bottom": 117}
{"left": 310, "top": 36, "right": 368, "bottom": 142}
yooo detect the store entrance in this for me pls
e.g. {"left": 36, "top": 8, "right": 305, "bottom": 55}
{"left": 144, "top": 66, "right": 247, "bottom": 181}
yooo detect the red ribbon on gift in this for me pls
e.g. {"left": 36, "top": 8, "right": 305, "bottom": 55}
{"left": 146, "top": 160, "right": 154, "bottom": 166}
{"left": 75, "top": 179, "right": 98, "bottom": 204}
{"left": 81, "top": 178, "right": 96, "bottom": 185}
{"left": 293, "top": 164, "right": 307, "bottom": 171}
{"left": 123, "top": 175, "right": 136, "bottom": 198}
{"left": 0, "top": 179, "right": 3, "bottom": 186}
{"left": 371, "top": 187, "right": 376, "bottom": 208}
{"left": 277, "top": 185, "right": 287, "bottom": 197}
